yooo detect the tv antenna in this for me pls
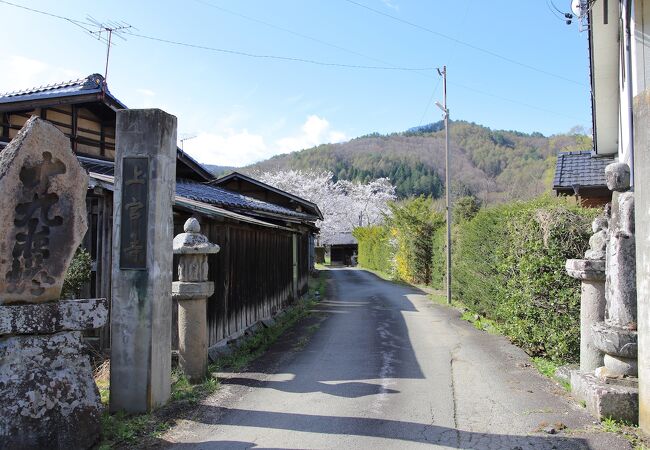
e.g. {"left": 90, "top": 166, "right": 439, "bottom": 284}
{"left": 87, "top": 17, "right": 134, "bottom": 85}
{"left": 180, "top": 134, "right": 197, "bottom": 152}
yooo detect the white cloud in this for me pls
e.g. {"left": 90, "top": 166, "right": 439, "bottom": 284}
{"left": 183, "top": 129, "right": 267, "bottom": 167}
{"left": 381, "top": 0, "right": 399, "bottom": 11}
{"left": 0, "top": 55, "right": 82, "bottom": 93}
{"left": 136, "top": 88, "right": 156, "bottom": 97}
{"left": 183, "top": 115, "right": 347, "bottom": 167}
{"left": 276, "top": 115, "right": 347, "bottom": 153}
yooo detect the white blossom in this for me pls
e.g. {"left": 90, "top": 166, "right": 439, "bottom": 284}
{"left": 254, "top": 170, "right": 396, "bottom": 244}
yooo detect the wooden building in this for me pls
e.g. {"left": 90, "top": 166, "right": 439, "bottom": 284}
{"left": 324, "top": 232, "right": 358, "bottom": 266}
{"left": 552, "top": 150, "right": 615, "bottom": 207}
{"left": 213, "top": 171, "right": 323, "bottom": 270}
{"left": 0, "top": 74, "right": 319, "bottom": 351}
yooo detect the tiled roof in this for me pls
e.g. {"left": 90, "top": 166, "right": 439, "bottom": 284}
{"left": 214, "top": 171, "right": 324, "bottom": 220}
{"left": 176, "top": 179, "right": 315, "bottom": 220}
{"left": 0, "top": 74, "right": 126, "bottom": 108}
{"left": 553, "top": 150, "right": 616, "bottom": 190}
{"left": 324, "top": 232, "right": 358, "bottom": 246}
{"left": 78, "top": 156, "right": 315, "bottom": 221}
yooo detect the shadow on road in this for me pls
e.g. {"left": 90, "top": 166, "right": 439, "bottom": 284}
{"left": 221, "top": 377, "right": 399, "bottom": 398}
{"left": 163, "top": 407, "right": 591, "bottom": 449}
{"left": 160, "top": 269, "right": 596, "bottom": 449}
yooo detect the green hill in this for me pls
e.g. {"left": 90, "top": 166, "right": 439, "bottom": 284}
{"left": 246, "top": 121, "right": 591, "bottom": 204}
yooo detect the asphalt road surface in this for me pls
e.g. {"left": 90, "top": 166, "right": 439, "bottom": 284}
{"left": 163, "top": 268, "right": 629, "bottom": 449}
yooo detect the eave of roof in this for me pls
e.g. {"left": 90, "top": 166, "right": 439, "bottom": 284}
{"left": 79, "top": 156, "right": 317, "bottom": 222}
{"left": 0, "top": 73, "right": 127, "bottom": 111}
{"left": 87, "top": 172, "right": 297, "bottom": 232}
{"left": 214, "top": 171, "right": 324, "bottom": 220}
{"left": 0, "top": 74, "right": 215, "bottom": 182}
{"left": 552, "top": 150, "right": 616, "bottom": 190}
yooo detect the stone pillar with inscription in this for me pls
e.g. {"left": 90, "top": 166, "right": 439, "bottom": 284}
{"left": 110, "top": 109, "right": 177, "bottom": 413}
{"left": 0, "top": 117, "right": 108, "bottom": 449}
{"left": 172, "top": 217, "right": 219, "bottom": 383}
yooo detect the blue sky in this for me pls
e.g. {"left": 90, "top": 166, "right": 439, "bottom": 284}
{"left": 0, "top": 0, "right": 591, "bottom": 166}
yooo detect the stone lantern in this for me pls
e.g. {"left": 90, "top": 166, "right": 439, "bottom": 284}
{"left": 172, "top": 217, "right": 220, "bottom": 383}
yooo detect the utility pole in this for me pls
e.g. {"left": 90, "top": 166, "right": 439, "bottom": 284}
{"left": 436, "top": 66, "right": 452, "bottom": 305}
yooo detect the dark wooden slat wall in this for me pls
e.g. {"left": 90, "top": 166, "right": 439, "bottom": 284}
{"left": 84, "top": 211, "right": 311, "bottom": 351}
{"left": 172, "top": 215, "right": 310, "bottom": 348}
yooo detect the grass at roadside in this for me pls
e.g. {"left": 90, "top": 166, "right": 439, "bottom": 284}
{"left": 531, "top": 357, "right": 571, "bottom": 391}
{"left": 599, "top": 417, "right": 649, "bottom": 450}
{"left": 96, "top": 270, "right": 328, "bottom": 448}
{"left": 211, "top": 271, "right": 327, "bottom": 372}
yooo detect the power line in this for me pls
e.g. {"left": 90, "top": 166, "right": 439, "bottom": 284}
{"left": 418, "top": 0, "right": 473, "bottom": 126}
{"left": 342, "top": 0, "right": 587, "bottom": 86}
{"left": 126, "top": 31, "right": 438, "bottom": 71}
{"left": 0, "top": 0, "right": 586, "bottom": 123}
{"left": 448, "top": 80, "right": 585, "bottom": 122}
{"left": 0, "top": 1, "right": 434, "bottom": 71}
{"left": 190, "top": 0, "right": 404, "bottom": 70}
{"left": 0, "top": 0, "right": 99, "bottom": 37}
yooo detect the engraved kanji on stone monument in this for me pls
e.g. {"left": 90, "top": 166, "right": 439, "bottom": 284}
{"left": 0, "top": 116, "right": 108, "bottom": 449}
{"left": 0, "top": 117, "right": 89, "bottom": 304}
{"left": 120, "top": 157, "right": 149, "bottom": 269}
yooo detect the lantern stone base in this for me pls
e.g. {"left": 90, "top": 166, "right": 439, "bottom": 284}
{"left": 571, "top": 370, "right": 638, "bottom": 424}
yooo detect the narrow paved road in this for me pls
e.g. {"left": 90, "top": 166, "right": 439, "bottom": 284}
{"left": 162, "top": 268, "right": 629, "bottom": 449}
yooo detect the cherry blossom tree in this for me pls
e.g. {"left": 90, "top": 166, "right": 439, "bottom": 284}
{"left": 255, "top": 170, "right": 396, "bottom": 244}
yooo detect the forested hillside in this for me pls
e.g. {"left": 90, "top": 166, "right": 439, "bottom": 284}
{"left": 244, "top": 121, "right": 591, "bottom": 204}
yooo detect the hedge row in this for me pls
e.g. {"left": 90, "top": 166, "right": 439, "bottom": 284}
{"left": 355, "top": 196, "right": 597, "bottom": 363}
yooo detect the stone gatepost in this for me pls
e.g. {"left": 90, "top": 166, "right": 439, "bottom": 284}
{"left": 0, "top": 117, "right": 108, "bottom": 449}
{"left": 172, "top": 218, "right": 219, "bottom": 383}
{"left": 571, "top": 162, "right": 639, "bottom": 424}
{"left": 110, "top": 109, "right": 177, "bottom": 413}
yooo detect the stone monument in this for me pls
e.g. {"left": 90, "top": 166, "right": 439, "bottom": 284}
{"left": 571, "top": 162, "right": 638, "bottom": 424}
{"left": 0, "top": 117, "right": 108, "bottom": 449}
{"left": 172, "top": 217, "right": 220, "bottom": 383}
{"left": 110, "top": 109, "right": 177, "bottom": 413}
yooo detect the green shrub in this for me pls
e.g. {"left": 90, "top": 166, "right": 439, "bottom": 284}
{"left": 453, "top": 195, "right": 481, "bottom": 223}
{"left": 61, "top": 247, "right": 92, "bottom": 299}
{"left": 430, "top": 226, "right": 446, "bottom": 290}
{"left": 448, "top": 196, "right": 596, "bottom": 362}
{"left": 358, "top": 194, "right": 595, "bottom": 363}
{"left": 452, "top": 203, "right": 511, "bottom": 316}
{"left": 353, "top": 226, "right": 394, "bottom": 275}
{"left": 493, "top": 199, "right": 596, "bottom": 361}
{"left": 387, "top": 197, "right": 443, "bottom": 284}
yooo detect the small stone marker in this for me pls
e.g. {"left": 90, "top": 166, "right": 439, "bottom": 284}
{"left": 172, "top": 217, "right": 220, "bottom": 383}
{"left": 110, "top": 109, "right": 177, "bottom": 413}
{"left": 0, "top": 117, "right": 108, "bottom": 449}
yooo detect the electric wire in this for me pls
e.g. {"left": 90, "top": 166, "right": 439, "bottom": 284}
{"left": 127, "top": 32, "right": 437, "bottom": 71}
{"left": 342, "top": 0, "right": 587, "bottom": 86}
{"left": 418, "top": 0, "right": 473, "bottom": 126}
{"left": 0, "top": 0, "right": 102, "bottom": 39}
{"left": 190, "top": 0, "right": 403, "bottom": 70}
{"left": 546, "top": 0, "right": 566, "bottom": 21}
{"left": 0, "top": 0, "right": 587, "bottom": 123}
